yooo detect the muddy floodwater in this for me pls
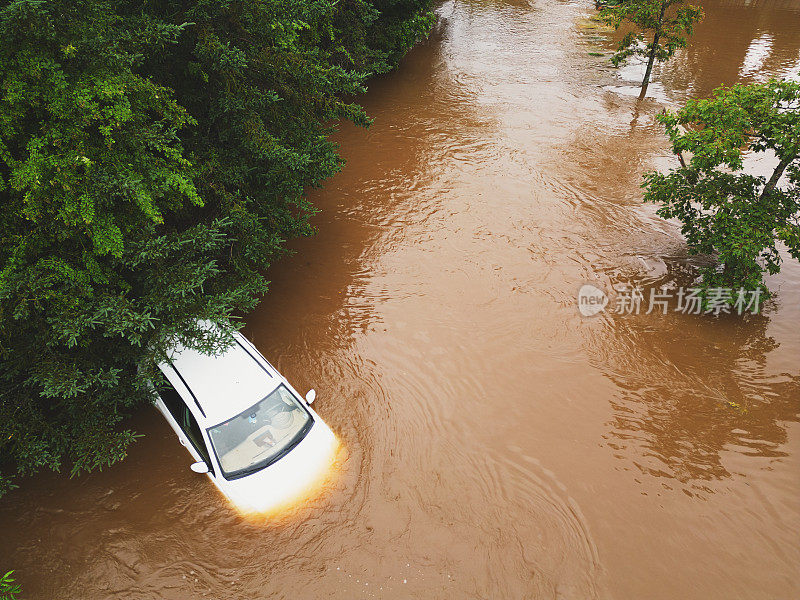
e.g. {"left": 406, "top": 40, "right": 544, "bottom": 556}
{"left": 3, "top": 0, "right": 800, "bottom": 598}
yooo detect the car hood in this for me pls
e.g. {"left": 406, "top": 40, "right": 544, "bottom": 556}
{"left": 220, "top": 418, "right": 337, "bottom": 514}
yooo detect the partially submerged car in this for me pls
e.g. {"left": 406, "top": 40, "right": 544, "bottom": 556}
{"left": 153, "top": 329, "right": 336, "bottom": 513}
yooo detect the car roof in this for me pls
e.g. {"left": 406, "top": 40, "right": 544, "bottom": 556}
{"left": 159, "top": 331, "right": 281, "bottom": 427}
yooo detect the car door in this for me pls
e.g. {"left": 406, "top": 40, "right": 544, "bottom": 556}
{"left": 157, "top": 374, "right": 215, "bottom": 475}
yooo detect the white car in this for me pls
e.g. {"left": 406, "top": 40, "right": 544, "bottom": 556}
{"left": 153, "top": 329, "right": 337, "bottom": 513}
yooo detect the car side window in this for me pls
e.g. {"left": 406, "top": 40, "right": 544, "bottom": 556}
{"left": 180, "top": 408, "right": 212, "bottom": 472}
{"left": 158, "top": 373, "right": 214, "bottom": 474}
{"left": 157, "top": 374, "right": 184, "bottom": 424}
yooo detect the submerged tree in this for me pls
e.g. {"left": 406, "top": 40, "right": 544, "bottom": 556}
{"left": 600, "top": 0, "right": 704, "bottom": 99}
{"left": 644, "top": 79, "right": 800, "bottom": 297}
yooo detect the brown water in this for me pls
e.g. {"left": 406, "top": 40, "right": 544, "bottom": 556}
{"left": 3, "top": 1, "right": 800, "bottom": 598}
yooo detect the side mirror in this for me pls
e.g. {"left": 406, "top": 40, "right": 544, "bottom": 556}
{"left": 305, "top": 389, "right": 317, "bottom": 405}
{"left": 190, "top": 461, "right": 209, "bottom": 474}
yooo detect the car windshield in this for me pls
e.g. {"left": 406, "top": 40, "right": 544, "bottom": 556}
{"left": 207, "top": 384, "right": 312, "bottom": 479}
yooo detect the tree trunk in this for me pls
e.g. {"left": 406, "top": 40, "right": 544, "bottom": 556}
{"left": 639, "top": 2, "right": 666, "bottom": 100}
{"left": 639, "top": 35, "right": 659, "bottom": 99}
{"left": 676, "top": 148, "right": 687, "bottom": 169}
{"left": 759, "top": 155, "right": 793, "bottom": 201}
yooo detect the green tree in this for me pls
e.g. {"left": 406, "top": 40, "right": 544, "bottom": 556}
{"left": 0, "top": 0, "right": 433, "bottom": 497}
{"left": 644, "top": 79, "right": 800, "bottom": 297}
{"left": 600, "top": 0, "right": 703, "bottom": 99}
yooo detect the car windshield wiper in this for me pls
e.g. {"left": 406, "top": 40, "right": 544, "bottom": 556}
{"left": 233, "top": 462, "right": 268, "bottom": 478}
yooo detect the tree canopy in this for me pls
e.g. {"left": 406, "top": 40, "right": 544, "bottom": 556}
{"left": 644, "top": 79, "right": 800, "bottom": 296}
{"left": 0, "top": 0, "right": 433, "bottom": 497}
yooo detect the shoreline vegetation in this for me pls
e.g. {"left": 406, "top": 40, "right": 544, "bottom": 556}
{"left": 0, "top": 0, "right": 434, "bottom": 497}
